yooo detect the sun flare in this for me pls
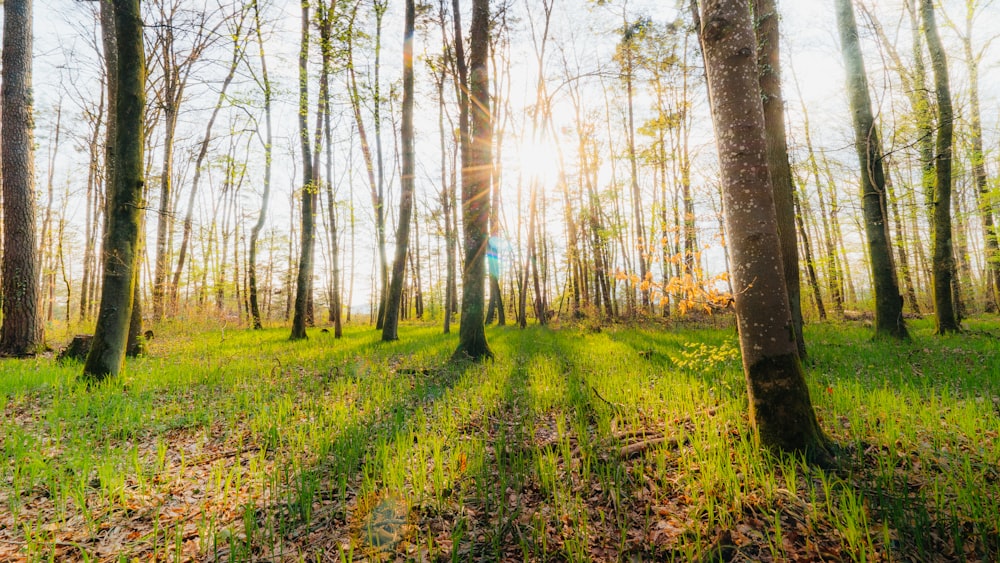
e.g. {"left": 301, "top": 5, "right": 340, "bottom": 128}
{"left": 515, "top": 138, "right": 560, "bottom": 183}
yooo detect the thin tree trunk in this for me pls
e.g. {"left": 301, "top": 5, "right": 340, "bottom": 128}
{"left": 248, "top": 0, "right": 272, "bottom": 330}
{"left": 753, "top": 0, "right": 806, "bottom": 356}
{"left": 382, "top": 0, "right": 415, "bottom": 342}
{"left": 922, "top": 0, "right": 959, "bottom": 333}
{"left": 835, "top": 0, "right": 908, "bottom": 339}
{"left": 885, "top": 167, "right": 921, "bottom": 314}
{"left": 169, "top": 38, "right": 240, "bottom": 309}
{"left": 957, "top": 2, "right": 1000, "bottom": 311}
{"left": 290, "top": 0, "right": 316, "bottom": 341}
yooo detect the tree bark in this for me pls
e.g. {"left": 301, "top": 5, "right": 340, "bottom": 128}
{"left": 1, "top": 0, "right": 42, "bottom": 357}
{"left": 834, "top": 0, "right": 908, "bottom": 339}
{"left": 84, "top": 0, "right": 145, "bottom": 380}
{"left": 382, "top": 0, "right": 416, "bottom": 342}
{"left": 921, "top": 0, "right": 959, "bottom": 333}
{"left": 454, "top": 0, "right": 493, "bottom": 361}
{"left": 695, "top": 0, "right": 828, "bottom": 458}
{"left": 752, "top": 0, "right": 805, "bottom": 357}
{"left": 956, "top": 2, "right": 1000, "bottom": 311}
{"left": 249, "top": 0, "right": 272, "bottom": 330}
{"left": 290, "top": 0, "right": 316, "bottom": 341}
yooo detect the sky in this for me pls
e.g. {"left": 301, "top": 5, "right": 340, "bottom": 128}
{"left": 23, "top": 0, "right": 1000, "bottom": 315}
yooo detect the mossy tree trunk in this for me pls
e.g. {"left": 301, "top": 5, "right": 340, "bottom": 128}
{"left": 83, "top": 0, "right": 145, "bottom": 381}
{"left": 922, "top": 0, "right": 960, "bottom": 333}
{"left": 695, "top": 0, "right": 828, "bottom": 457}
{"left": 952, "top": 1, "right": 998, "bottom": 312}
{"left": 834, "top": 0, "right": 908, "bottom": 340}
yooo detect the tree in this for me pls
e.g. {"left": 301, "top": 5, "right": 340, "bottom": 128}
{"left": 618, "top": 14, "right": 651, "bottom": 312}
{"left": 941, "top": 0, "right": 1000, "bottom": 311}
{"left": 290, "top": 0, "right": 316, "bottom": 341}
{"left": 248, "top": 0, "right": 273, "bottom": 330}
{"left": 751, "top": 0, "right": 806, "bottom": 358}
{"left": 83, "top": 0, "right": 146, "bottom": 380}
{"left": 922, "top": 0, "right": 960, "bottom": 333}
{"left": 170, "top": 6, "right": 245, "bottom": 312}
{"left": 453, "top": 0, "right": 493, "bottom": 361}
{"left": 382, "top": 0, "right": 416, "bottom": 342}
{"left": 1, "top": 0, "right": 42, "bottom": 357}
{"left": 150, "top": 1, "right": 217, "bottom": 321}
{"left": 834, "top": 0, "right": 908, "bottom": 339}
{"left": 694, "top": 0, "right": 828, "bottom": 457}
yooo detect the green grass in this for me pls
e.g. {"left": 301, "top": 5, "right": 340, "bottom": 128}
{"left": 1, "top": 316, "right": 998, "bottom": 561}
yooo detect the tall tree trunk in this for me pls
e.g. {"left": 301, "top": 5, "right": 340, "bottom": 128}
{"left": 453, "top": 0, "right": 493, "bottom": 361}
{"left": 321, "top": 0, "right": 342, "bottom": 338}
{"left": 436, "top": 30, "right": 454, "bottom": 334}
{"left": 794, "top": 72, "right": 844, "bottom": 316}
{"left": 885, "top": 167, "right": 921, "bottom": 314}
{"left": 249, "top": 0, "right": 272, "bottom": 330}
{"left": 957, "top": 2, "right": 1000, "bottom": 311}
{"left": 621, "top": 16, "right": 650, "bottom": 312}
{"left": 694, "top": 0, "right": 828, "bottom": 459}
{"left": 169, "top": 33, "right": 240, "bottom": 309}
{"left": 290, "top": 0, "right": 315, "bottom": 341}
{"left": 371, "top": 0, "right": 390, "bottom": 329}
{"left": 792, "top": 184, "right": 826, "bottom": 319}
{"left": 1, "top": 0, "right": 42, "bottom": 356}
{"left": 39, "top": 104, "right": 62, "bottom": 324}
{"left": 835, "top": 0, "right": 908, "bottom": 339}
{"left": 753, "top": 0, "right": 805, "bottom": 357}
{"left": 382, "top": 0, "right": 415, "bottom": 342}
{"left": 922, "top": 0, "right": 959, "bottom": 333}
{"left": 345, "top": 4, "right": 388, "bottom": 331}
{"left": 84, "top": 0, "right": 145, "bottom": 380}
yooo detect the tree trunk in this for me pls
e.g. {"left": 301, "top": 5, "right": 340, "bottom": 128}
{"left": 382, "top": 0, "right": 415, "bottom": 342}
{"left": 1, "top": 0, "right": 42, "bottom": 357}
{"left": 290, "top": 0, "right": 315, "bottom": 341}
{"left": 320, "top": 0, "right": 342, "bottom": 338}
{"left": 435, "top": 29, "right": 454, "bottom": 334}
{"left": 958, "top": 3, "right": 1000, "bottom": 311}
{"left": 249, "top": 0, "right": 272, "bottom": 330}
{"left": 752, "top": 0, "right": 805, "bottom": 357}
{"left": 169, "top": 35, "right": 240, "bottom": 310}
{"left": 453, "top": 0, "right": 493, "bottom": 361}
{"left": 884, "top": 167, "right": 921, "bottom": 314}
{"left": 792, "top": 184, "right": 826, "bottom": 319}
{"left": 39, "top": 105, "right": 62, "bottom": 324}
{"left": 921, "top": 0, "right": 959, "bottom": 333}
{"left": 84, "top": 0, "right": 145, "bottom": 380}
{"left": 695, "top": 0, "right": 828, "bottom": 458}
{"left": 621, "top": 18, "right": 649, "bottom": 312}
{"left": 835, "top": 0, "right": 908, "bottom": 339}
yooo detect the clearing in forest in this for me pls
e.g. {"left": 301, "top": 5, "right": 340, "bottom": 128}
{"left": 1, "top": 318, "right": 999, "bottom": 561}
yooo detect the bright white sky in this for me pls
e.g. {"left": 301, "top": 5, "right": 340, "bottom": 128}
{"left": 25, "top": 0, "right": 1000, "bottom": 314}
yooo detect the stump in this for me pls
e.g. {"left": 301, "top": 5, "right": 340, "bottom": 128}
{"left": 57, "top": 335, "right": 93, "bottom": 363}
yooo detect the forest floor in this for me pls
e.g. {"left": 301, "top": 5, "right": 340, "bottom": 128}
{"left": 1, "top": 314, "right": 999, "bottom": 562}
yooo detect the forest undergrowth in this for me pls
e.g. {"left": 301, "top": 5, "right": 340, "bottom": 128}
{"left": 1, "top": 315, "right": 999, "bottom": 561}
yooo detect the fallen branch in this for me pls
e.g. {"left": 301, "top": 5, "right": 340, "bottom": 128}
{"left": 620, "top": 437, "right": 678, "bottom": 459}
{"left": 590, "top": 385, "right": 625, "bottom": 415}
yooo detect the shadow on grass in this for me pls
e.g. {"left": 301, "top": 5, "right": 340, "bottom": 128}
{"left": 221, "top": 326, "right": 533, "bottom": 561}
